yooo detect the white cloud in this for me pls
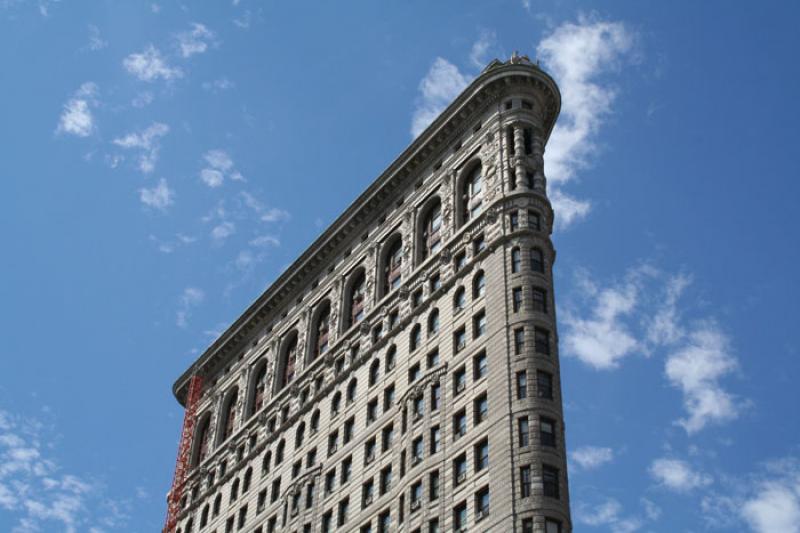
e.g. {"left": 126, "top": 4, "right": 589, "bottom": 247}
{"left": 562, "top": 272, "right": 640, "bottom": 369}
{"left": 410, "top": 58, "right": 470, "bottom": 137}
{"left": 112, "top": 122, "right": 169, "bottom": 173}
{"left": 571, "top": 445, "right": 614, "bottom": 470}
{"left": 742, "top": 484, "right": 800, "bottom": 533}
{"left": 56, "top": 82, "right": 98, "bottom": 138}
{"left": 131, "top": 91, "right": 154, "bottom": 108}
{"left": 122, "top": 45, "right": 182, "bottom": 82}
{"left": 537, "top": 17, "right": 635, "bottom": 228}
{"left": 176, "top": 287, "right": 204, "bottom": 328}
{"left": 176, "top": 22, "right": 215, "bottom": 58}
{"left": 575, "top": 498, "right": 644, "bottom": 533}
{"left": 250, "top": 235, "right": 280, "bottom": 247}
{"left": 86, "top": 25, "right": 107, "bottom": 51}
{"left": 665, "top": 324, "right": 741, "bottom": 433}
{"left": 646, "top": 273, "right": 691, "bottom": 346}
{"left": 202, "top": 77, "right": 235, "bottom": 92}
{"left": 211, "top": 221, "right": 235, "bottom": 242}
{"left": 204, "top": 149, "right": 233, "bottom": 172}
{"left": 649, "top": 458, "right": 712, "bottom": 492}
{"left": 200, "top": 168, "right": 224, "bottom": 188}
{"left": 199, "top": 149, "right": 241, "bottom": 187}
{"left": 138, "top": 178, "right": 174, "bottom": 211}
{"left": 469, "top": 29, "right": 497, "bottom": 69}
{"left": 260, "top": 207, "right": 290, "bottom": 223}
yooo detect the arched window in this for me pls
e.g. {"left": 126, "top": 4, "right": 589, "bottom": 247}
{"left": 381, "top": 235, "right": 404, "bottom": 296}
{"left": 531, "top": 247, "right": 544, "bottom": 273}
{"left": 295, "top": 422, "right": 306, "bottom": 449}
{"left": 277, "top": 332, "right": 299, "bottom": 391}
{"left": 428, "top": 308, "right": 440, "bottom": 336}
{"left": 275, "top": 439, "right": 285, "bottom": 464}
{"left": 511, "top": 247, "right": 521, "bottom": 273}
{"left": 347, "top": 379, "right": 358, "bottom": 404}
{"left": 473, "top": 270, "right": 486, "bottom": 299}
{"left": 310, "top": 409, "right": 320, "bottom": 433}
{"left": 192, "top": 413, "right": 212, "bottom": 466}
{"left": 200, "top": 504, "right": 210, "bottom": 527}
{"left": 219, "top": 389, "right": 238, "bottom": 444}
{"left": 460, "top": 164, "right": 483, "bottom": 226}
{"left": 262, "top": 450, "right": 272, "bottom": 477}
{"left": 369, "top": 359, "right": 380, "bottom": 386}
{"left": 419, "top": 198, "right": 443, "bottom": 262}
{"left": 454, "top": 286, "right": 466, "bottom": 311}
{"left": 243, "top": 467, "right": 253, "bottom": 492}
{"left": 212, "top": 493, "right": 222, "bottom": 517}
{"left": 248, "top": 360, "right": 268, "bottom": 417}
{"left": 385, "top": 344, "right": 397, "bottom": 372}
{"left": 309, "top": 300, "right": 331, "bottom": 361}
{"left": 410, "top": 324, "right": 421, "bottom": 351}
{"left": 331, "top": 391, "right": 342, "bottom": 416}
{"left": 185, "top": 518, "right": 193, "bottom": 533}
{"left": 230, "top": 478, "right": 240, "bottom": 502}
{"left": 344, "top": 269, "right": 367, "bottom": 330}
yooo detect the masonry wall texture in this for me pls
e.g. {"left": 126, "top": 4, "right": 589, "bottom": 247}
{"left": 169, "top": 55, "right": 571, "bottom": 533}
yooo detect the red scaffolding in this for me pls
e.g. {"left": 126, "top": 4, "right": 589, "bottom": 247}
{"left": 164, "top": 374, "right": 203, "bottom": 533}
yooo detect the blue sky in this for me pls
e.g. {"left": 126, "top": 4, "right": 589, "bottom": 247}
{"left": 1, "top": 1, "right": 799, "bottom": 531}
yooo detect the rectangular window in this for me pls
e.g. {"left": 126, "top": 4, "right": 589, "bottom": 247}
{"left": 518, "top": 417, "right": 530, "bottom": 447}
{"left": 475, "top": 486, "right": 490, "bottom": 520}
{"left": 453, "top": 454, "right": 467, "bottom": 486}
{"left": 512, "top": 287, "right": 523, "bottom": 312}
{"left": 383, "top": 384, "right": 395, "bottom": 412}
{"left": 520, "top": 465, "right": 531, "bottom": 497}
{"left": 324, "top": 470, "right": 335, "bottom": 494}
{"left": 365, "top": 438, "right": 376, "bottom": 465}
{"left": 543, "top": 465, "right": 560, "bottom": 499}
{"left": 341, "top": 456, "right": 352, "bottom": 484}
{"left": 378, "top": 510, "right": 391, "bottom": 533}
{"left": 453, "top": 410, "right": 467, "bottom": 439}
{"left": 430, "top": 273, "right": 441, "bottom": 292}
{"left": 257, "top": 489, "right": 267, "bottom": 513}
{"left": 535, "top": 327, "right": 550, "bottom": 355}
{"left": 522, "top": 518, "right": 534, "bottom": 533}
{"left": 454, "top": 327, "right": 467, "bottom": 352}
{"left": 540, "top": 417, "right": 556, "bottom": 447}
{"left": 412, "top": 436, "right": 424, "bottom": 464}
{"left": 429, "top": 470, "right": 440, "bottom": 500}
{"left": 427, "top": 349, "right": 440, "bottom": 368}
{"left": 321, "top": 511, "right": 333, "bottom": 533}
{"left": 511, "top": 248, "right": 521, "bottom": 273}
{"left": 409, "top": 363, "right": 421, "bottom": 383}
{"left": 532, "top": 288, "right": 547, "bottom": 313}
{"left": 453, "top": 367, "right": 466, "bottom": 395}
{"left": 514, "top": 328, "right": 525, "bottom": 355}
{"left": 510, "top": 210, "right": 519, "bottom": 230}
{"left": 412, "top": 288, "right": 424, "bottom": 308}
{"left": 528, "top": 210, "right": 541, "bottom": 231}
{"left": 474, "top": 438, "right": 489, "bottom": 471}
{"left": 367, "top": 398, "right": 378, "bottom": 423}
{"left": 537, "top": 370, "right": 554, "bottom": 399}
{"left": 430, "top": 383, "right": 441, "bottom": 411}
{"left": 410, "top": 481, "right": 422, "bottom": 508}
{"left": 327, "top": 431, "right": 338, "bottom": 456}
{"left": 516, "top": 371, "right": 528, "bottom": 399}
{"left": 473, "top": 351, "right": 487, "bottom": 380}
{"left": 380, "top": 466, "right": 392, "bottom": 494}
{"left": 453, "top": 501, "right": 468, "bottom": 531}
{"left": 474, "top": 394, "right": 488, "bottom": 425}
{"left": 473, "top": 310, "right": 486, "bottom": 338}
{"left": 545, "top": 519, "right": 563, "bottom": 533}
{"left": 306, "top": 447, "right": 317, "bottom": 467}
{"left": 344, "top": 417, "right": 355, "bottom": 444}
{"left": 473, "top": 234, "right": 486, "bottom": 254}
{"left": 338, "top": 497, "right": 349, "bottom": 526}
{"left": 430, "top": 425, "right": 441, "bottom": 454}
{"left": 362, "top": 479, "right": 375, "bottom": 509}
{"left": 271, "top": 477, "right": 281, "bottom": 503}
{"left": 382, "top": 424, "right": 395, "bottom": 452}
{"left": 412, "top": 395, "right": 424, "bottom": 419}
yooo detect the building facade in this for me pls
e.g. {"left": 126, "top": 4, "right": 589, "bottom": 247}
{"left": 169, "top": 54, "right": 570, "bottom": 533}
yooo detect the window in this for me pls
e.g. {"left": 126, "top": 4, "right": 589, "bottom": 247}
{"left": 279, "top": 334, "right": 299, "bottom": 389}
{"left": 528, "top": 210, "right": 541, "bottom": 231}
{"left": 378, "top": 510, "right": 391, "bottom": 533}
{"left": 346, "top": 270, "right": 367, "bottom": 329}
{"left": 331, "top": 391, "right": 342, "bottom": 417}
{"left": 306, "top": 447, "right": 317, "bottom": 467}
{"left": 473, "top": 234, "right": 486, "bottom": 254}
{"left": 518, "top": 417, "right": 529, "bottom": 447}
{"left": 341, "top": 456, "right": 352, "bottom": 483}
{"left": 201, "top": 504, "right": 210, "bottom": 526}
{"left": 382, "top": 424, "right": 395, "bottom": 452}
{"left": 430, "top": 425, "right": 440, "bottom": 454}
{"left": 453, "top": 410, "right": 467, "bottom": 439}
{"left": 427, "top": 348, "right": 439, "bottom": 368}
{"left": 412, "top": 288, "right": 424, "bottom": 308}
{"left": 454, "top": 251, "right": 466, "bottom": 271}
{"left": 454, "top": 327, "right": 467, "bottom": 352}
{"left": 412, "top": 436, "right": 424, "bottom": 464}
{"left": 543, "top": 465, "right": 560, "bottom": 499}
{"left": 520, "top": 465, "right": 531, "bottom": 497}
{"left": 453, "top": 367, "right": 466, "bottom": 395}
{"left": 243, "top": 467, "right": 253, "bottom": 492}
{"left": 462, "top": 165, "right": 483, "bottom": 224}
{"left": 474, "top": 438, "right": 489, "bottom": 471}
{"left": 344, "top": 417, "right": 355, "bottom": 444}
{"left": 453, "top": 287, "right": 466, "bottom": 311}
{"left": 369, "top": 359, "right": 380, "bottom": 386}
{"left": 230, "top": 478, "right": 240, "bottom": 502}
{"left": 409, "top": 363, "right": 421, "bottom": 383}
{"left": 410, "top": 324, "right": 421, "bottom": 351}
{"left": 473, "top": 394, "right": 488, "bottom": 425}
{"left": 412, "top": 395, "right": 424, "bottom": 419}
{"left": 428, "top": 309, "right": 440, "bottom": 336}
{"left": 220, "top": 390, "right": 238, "bottom": 443}
{"left": 472, "top": 351, "right": 486, "bottom": 377}
{"left": 537, "top": 370, "right": 554, "bottom": 399}
{"left": 453, "top": 501, "right": 467, "bottom": 531}
{"left": 321, "top": 511, "right": 332, "bottom": 533}
{"left": 295, "top": 422, "right": 306, "bottom": 450}
{"left": 430, "top": 273, "right": 441, "bottom": 292}
{"left": 385, "top": 345, "right": 397, "bottom": 371}
{"left": 532, "top": 287, "right": 547, "bottom": 313}
{"left": 270, "top": 477, "right": 281, "bottom": 503}
{"left": 238, "top": 505, "right": 248, "bottom": 530}
{"left": 475, "top": 487, "right": 490, "bottom": 520}
{"left": 327, "top": 430, "right": 338, "bottom": 456}
{"left": 337, "top": 497, "right": 350, "bottom": 527}
{"left": 540, "top": 417, "right": 556, "bottom": 447}
{"left": 453, "top": 454, "right": 467, "bottom": 485}
{"left": 509, "top": 210, "right": 519, "bottom": 230}
{"left": 429, "top": 470, "right": 440, "bottom": 500}
{"left": 325, "top": 470, "right": 335, "bottom": 494}
{"left": 312, "top": 303, "right": 331, "bottom": 360}
{"left": 410, "top": 481, "right": 423, "bottom": 509}
{"left": 213, "top": 493, "right": 222, "bottom": 517}
{"left": 535, "top": 327, "right": 550, "bottom": 355}
{"left": 347, "top": 379, "right": 358, "bottom": 403}
{"left": 310, "top": 410, "right": 320, "bottom": 433}
{"left": 365, "top": 438, "right": 377, "bottom": 464}
{"left": 545, "top": 518, "right": 563, "bottom": 533}
{"left": 514, "top": 328, "right": 525, "bottom": 355}
{"left": 193, "top": 415, "right": 212, "bottom": 466}
{"left": 512, "top": 287, "right": 523, "bottom": 312}
{"left": 430, "top": 383, "right": 441, "bottom": 411}
{"left": 516, "top": 371, "right": 528, "bottom": 399}
{"left": 372, "top": 324, "right": 383, "bottom": 343}
{"left": 248, "top": 363, "right": 268, "bottom": 418}
{"left": 420, "top": 200, "right": 443, "bottom": 261}
{"left": 389, "top": 310, "right": 399, "bottom": 329}
{"left": 383, "top": 384, "right": 395, "bottom": 411}
{"left": 367, "top": 398, "right": 378, "bottom": 423}
{"left": 531, "top": 248, "right": 544, "bottom": 273}
{"left": 511, "top": 247, "right": 521, "bottom": 273}
{"left": 383, "top": 237, "right": 403, "bottom": 295}
{"left": 473, "top": 271, "right": 485, "bottom": 298}
{"left": 380, "top": 466, "right": 392, "bottom": 494}
{"left": 362, "top": 479, "right": 375, "bottom": 508}
{"left": 473, "top": 310, "right": 486, "bottom": 338}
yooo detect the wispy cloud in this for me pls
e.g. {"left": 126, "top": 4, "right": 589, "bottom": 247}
{"left": 131, "top": 91, "right": 154, "bottom": 108}
{"left": 469, "top": 29, "right": 498, "bottom": 69}
{"left": 56, "top": 83, "right": 98, "bottom": 138}
{"left": 410, "top": 58, "right": 469, "bottom": 137}
{"left": 176, "top": 22, "right": 215, "bottom": 58}
{"left": 176, "top": 287, "right": 204, "bottom": 328}
{"left": 537, "top": 16, "right": 635, "bottom": 228}
{"left": 86, "top": 24, "right": 107, "bottom": 51}
{"left": 199, "top": 149, "right": 243, "bottom": 187}
{"left": 211, "top": 221, "right": 235, "bottom": 242}
{"left": 112, "top": 122, "right": 169, "bottom": 173}
{"left": 139, "top": 178, "right": 174, "bottom": 211}
{"left": 649, "top": 457, "right": 712, "bottom": 492}
{"left": 571, "top": 445, "right": 614, "bottom": 470}
{"left": 122, "top": 45, "right": 182, "bottom": 82}
{"left": 202, "top": 77, "right": 235, "bottom": 92}
{"left": 575, "top": 497, "right": 645, "bottom": 533}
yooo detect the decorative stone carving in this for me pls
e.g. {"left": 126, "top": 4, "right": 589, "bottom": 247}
{"left": 439, "top": 248, "right": 452, "bottom": 265}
